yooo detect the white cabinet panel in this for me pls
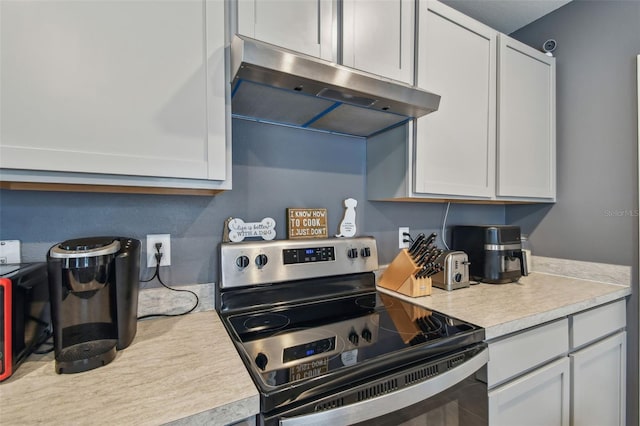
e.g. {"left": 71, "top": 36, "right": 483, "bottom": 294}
{"left": 237, "top": 0, "right": 335, "bottom": 61}
{"left": 497, "top": 34, "right": 555, "bottom": 199}
{"left": 571, "top": 299, "right": 626, "bottom": 349}
{"left": 1, "top": 0, "right": 228, "bottom": 185}
{"left": 414, "top": 2, "right": 496, "bottom": 198}
{"left": 570, "top": 331, "right": 626, "bottom": 426}
{"left": 489, "top": 357, "right": 570, "bottom": 426}
{"left": 487, "top": 318, "right": 568, "bottom": 387}
{"left": 342, "top": 0, "right": 414, "bottom": 84}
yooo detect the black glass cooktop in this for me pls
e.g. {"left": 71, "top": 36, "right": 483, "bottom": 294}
{"left": 224, "top": 290, "right": 484, "bottom": 389}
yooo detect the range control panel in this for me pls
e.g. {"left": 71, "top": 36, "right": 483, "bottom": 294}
{"left": 220, "top": 237, "right": 378, "bottom": 289}
{"left": 241, "top": 313, "right": 380, "bottom": 374}
{"left": 283, "top": 246, "right": 335, "bottom": 264}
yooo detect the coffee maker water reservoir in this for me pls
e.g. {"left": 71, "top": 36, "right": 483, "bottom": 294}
{"left": 47, "top": 237, "right": 140, "bottom": 374}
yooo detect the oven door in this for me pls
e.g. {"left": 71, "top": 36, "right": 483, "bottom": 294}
{"left": 270, "top": 345, "right": 488, "bottom": 426}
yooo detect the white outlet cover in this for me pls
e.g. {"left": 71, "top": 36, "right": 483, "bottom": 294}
{"left": 146, "top": 234, "right": 171, "bottom": 267}
{"left": 0, "top": 240, "right": 21, "bottom": 264}
{"left": 398, "top": 227, "right": 410, "bottom": 249}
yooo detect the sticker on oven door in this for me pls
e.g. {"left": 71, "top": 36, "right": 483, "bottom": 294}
{"left": 341, "top": 349, "right": 358, "bottom": 367}
{"left": 289, "top": 357, "right": 329, "bottom": 382}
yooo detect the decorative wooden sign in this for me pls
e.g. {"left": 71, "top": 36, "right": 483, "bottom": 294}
{"left": 228, "top": 217, "right": 276, "bottom": 242}
{"left": 287, "top": 208, "right": 328, "bottom": 239}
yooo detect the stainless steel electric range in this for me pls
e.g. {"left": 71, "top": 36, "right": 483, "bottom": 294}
{"left": 217, "top": 237, "right": 488, "bottom": 426}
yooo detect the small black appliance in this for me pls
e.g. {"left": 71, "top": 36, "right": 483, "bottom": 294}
{"left": 451, "top": 225, "right": 528, "bottom": 284}
{"left": 0, "top": 263, "right": 51, "bottom": 381}
{"left": 47, "top": 236, "right": 140, "bottom": 374}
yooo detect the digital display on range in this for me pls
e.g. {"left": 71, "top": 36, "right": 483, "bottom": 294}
{"left": 283, "top": 337, "right": 336, "bottom": 362}
{"left": 283, "top": 247, "right": 335, "bottom": 264}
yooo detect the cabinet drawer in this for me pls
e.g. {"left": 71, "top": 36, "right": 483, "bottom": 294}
{"left": 571, "top": 299, "right": 626, "bottom": 349}
{"left": 487, "top": 318, "right": 568, "bottom": 387}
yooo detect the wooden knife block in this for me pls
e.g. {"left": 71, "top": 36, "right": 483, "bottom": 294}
{"left": 378, "top": 249, "right": 432, "bottom": 297}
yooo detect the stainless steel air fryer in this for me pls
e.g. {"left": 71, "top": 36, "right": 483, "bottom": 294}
{"left": 451, "top": 226, "right": 528, "bottom": 284}
{"left": 47, "top": 237, "right": 140, "bottom": 374}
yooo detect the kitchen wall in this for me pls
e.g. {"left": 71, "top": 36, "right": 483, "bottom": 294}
{"left": 0, "top": 118, "right": 505, "bottom": 286}
{"left": 507, "top": 1, "right": 640, "bottom": 424}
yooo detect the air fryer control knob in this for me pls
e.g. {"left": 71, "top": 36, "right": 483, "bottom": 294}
{"left": 349, "top": 331, "right": 359, "bottom": 345}
{"left": 236, "top": 255, "right": 250, "bottom": 269}
{"left": 347, "top": 248, "right": 358, "bottom": 259}
{"left": 455, "top": 273, "right": 462, "bottom": 283}
{"left": 255, "top": 254, "right": 268, "bottom": 268}
{"left": 255, "top": 353, "right": 268, "bottom": 370}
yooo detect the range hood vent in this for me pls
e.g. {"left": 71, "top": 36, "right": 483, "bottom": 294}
{"left": 230, "top": 35, "right": 441, "bottom": 138}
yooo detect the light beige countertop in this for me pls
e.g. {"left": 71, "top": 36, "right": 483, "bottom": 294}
{"left": 378, "top": 271, "right": 631, "bottom": 340}
{"left": 0, "top": 311, "right": 259, "bottom": 426}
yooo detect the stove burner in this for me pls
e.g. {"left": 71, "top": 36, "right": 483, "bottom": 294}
{"left": 243, "top": 313, "right": 290, "bottom": 333}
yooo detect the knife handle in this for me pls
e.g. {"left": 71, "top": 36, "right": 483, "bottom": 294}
{"left": 408, "top": 233, "right": 425, "bottom": 256}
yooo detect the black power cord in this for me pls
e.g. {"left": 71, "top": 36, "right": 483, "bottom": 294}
{"left": 138, "top": 242, "right": 199, "bottom": 320}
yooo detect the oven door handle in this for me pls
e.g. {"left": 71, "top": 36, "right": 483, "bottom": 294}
{"left": 279, "top": 347, "right": 489, "bottom": 426}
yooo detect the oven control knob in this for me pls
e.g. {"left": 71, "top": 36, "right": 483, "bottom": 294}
{"left": 347, "top": 248, "right": 358, "bottom": 259}
{"left": 360, "top": 247, "right": 371, "bottom": 258}
{"left": 255, "top": 353, "right": 268, "bottom": 370}
{"left": 235, "top": 255, "right": 250, "bottom": 269}
{"left": 255, "top": 254, "right": 268, "bottom": 268}
{"left": 361, "top": 328, "right": 372, "bottom": 342}
{"left": 348, "top": 331, "right": 359, "bottom": 346}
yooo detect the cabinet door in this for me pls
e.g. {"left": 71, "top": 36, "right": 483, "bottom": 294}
{"left": 497, "top": 34, "right": 556, "bottom": 199}
{"left": 1, "top": 0, "right": 227, "bottom": 182}
{"left": 570, "top": 331, "right": 626, "bottom": 426}
{"left": 237, "top": 0, "right": 335, "bottom": 61}
{"left": 414, "top": 2, "right": 497, "bottom": 198}
{"left": 488, "top": 357, "right": 570, "bottom": 426}
{"left": 342, "top": 0, "right": 414, "bottom": 84}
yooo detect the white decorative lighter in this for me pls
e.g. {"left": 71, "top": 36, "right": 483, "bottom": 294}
{"left": 336, "top": 198, "right": 357, "bottom": 238}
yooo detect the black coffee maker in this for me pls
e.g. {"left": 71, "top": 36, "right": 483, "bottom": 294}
{"left": 451, "top": 225, "right": 528, "bottom": 284}
{"left": 47, "top": 237, "right": 140, "bottom": 374}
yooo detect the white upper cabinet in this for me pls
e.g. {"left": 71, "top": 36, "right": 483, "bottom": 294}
{"left": 0, "top": 0, "right": 229, "bottom": 191}
{"left": 414, "top": 1, "right": 497, "bottom": 198}
{"left": 342, "top": 0, "right": 414, "bottom": 84}
{"left": 236, "top": 0, "right": 336, "bottom": 61}
{"left": 497, "top": 34, "right": 556, "bottom": 200}
{"left": 366, "top": 1, "right": 556, "bottom": 203}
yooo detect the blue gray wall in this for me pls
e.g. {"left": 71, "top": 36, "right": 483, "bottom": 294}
{"left": 0, "top": 118, "right": 504, "bottom": 284}
{"left": 508, "top": 1, "right": 640, "bottom": 424}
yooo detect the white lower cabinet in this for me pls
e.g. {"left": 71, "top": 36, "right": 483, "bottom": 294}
{"left": 571, "top": 332, "right": 626, "bottom": 426}
{"left": 486, "top": 300, "right": 626, "bottom": 426}
{"left": 489, "top": 357, "right": 570, "bottom": 426}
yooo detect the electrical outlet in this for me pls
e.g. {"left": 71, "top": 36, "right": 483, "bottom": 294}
{"left": 146, "top": 234, "right": 171, "bottom": 267}
{"left": 398, "top": 227, "right": 410, "bottom": 249}
{"left": 0, "top": 240, "right": 21, "bottom": 264}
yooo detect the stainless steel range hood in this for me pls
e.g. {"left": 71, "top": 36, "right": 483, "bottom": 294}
{"left": 230, "top": 35, "right": 441, "bottom": 138}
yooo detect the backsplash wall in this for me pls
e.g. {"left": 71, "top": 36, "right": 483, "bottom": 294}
{"left": 0, "top": 119, "right": 505, "bottom": 285}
